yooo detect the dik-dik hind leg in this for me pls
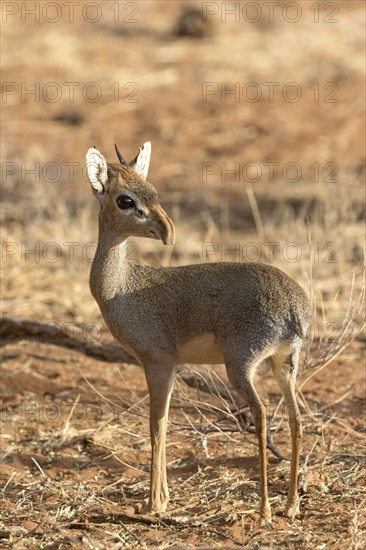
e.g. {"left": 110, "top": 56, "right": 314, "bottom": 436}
{"left": 271, "top": 349, "right": 302, "bottom": 518}
{"left": 226, "top": 358, "right": 272, "bottom": 525}
{"left": 142, "top": 363, "right": 176, "bottom": 515}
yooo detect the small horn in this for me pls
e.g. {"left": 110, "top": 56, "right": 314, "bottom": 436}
{"left": 114, "top": 143, "right": 129, "bottom": 167}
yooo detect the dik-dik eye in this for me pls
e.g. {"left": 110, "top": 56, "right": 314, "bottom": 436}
{"left": 117, "top": 195, "right": 134, "bottom": 209}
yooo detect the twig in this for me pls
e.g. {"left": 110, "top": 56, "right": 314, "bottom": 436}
{"left": 31, "top": 457, "right": 47, "bottom": 479}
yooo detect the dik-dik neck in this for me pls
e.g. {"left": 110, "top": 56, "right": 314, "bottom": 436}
{"left": 90, "top": 217, "right": 132, "bottom": 302}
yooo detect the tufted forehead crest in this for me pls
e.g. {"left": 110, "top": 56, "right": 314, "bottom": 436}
{"left": 108, "top": 163, "right": 159, "bottom": 205}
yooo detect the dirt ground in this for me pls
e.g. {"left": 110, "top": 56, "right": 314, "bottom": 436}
{"left": 1, "top": 1, "right": 365, "bottom": 548}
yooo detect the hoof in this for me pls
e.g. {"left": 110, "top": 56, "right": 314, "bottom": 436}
{"left": 259, "top": 504, "right": 272, "bottom": 526}
{"left": 260, "top": 514, "right": 272, "bottom": 526}
{"left": 285, "top": 498, "right": 300, "bottom": 520}
{"left": 140, "top": 498, "right": 168, "bottom": 516}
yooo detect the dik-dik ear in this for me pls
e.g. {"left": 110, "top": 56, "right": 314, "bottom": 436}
{"left": 86, "top": 147, "right": 108, "bottom": 195}
{"left": 129, "top": 141, "right": 151, "bottom": 179}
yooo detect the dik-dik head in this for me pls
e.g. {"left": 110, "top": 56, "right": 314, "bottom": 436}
{"left": 86, "top": 142, "right": 175, "bottom": 245}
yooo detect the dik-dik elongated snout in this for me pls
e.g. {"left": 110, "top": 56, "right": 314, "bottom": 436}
{"left": 149, "top": 204, "right": 175, "bottom": 245}
{"left": 86, "top": 142, "right": 175, "bottom": 245}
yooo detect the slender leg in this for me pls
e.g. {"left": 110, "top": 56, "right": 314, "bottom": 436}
{"left": 271, "top": 352, "right": 302, "bottom": 518}
{"left": 142, "top": 363, "right": 176, "bottom": 515}
{"left": 226, "top": 362, "right": 271, "bottom": 525}
{"left": 250, "top": 392, "right": 271, "bottom": 525}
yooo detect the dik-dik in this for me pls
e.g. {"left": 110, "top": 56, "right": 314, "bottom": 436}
{"left": 86, "top": 142, "right": 311, "bottom": 524}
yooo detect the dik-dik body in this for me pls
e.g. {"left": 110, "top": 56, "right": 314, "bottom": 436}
{"left": 86, "top": 142, "right": 311, "bottom": 524}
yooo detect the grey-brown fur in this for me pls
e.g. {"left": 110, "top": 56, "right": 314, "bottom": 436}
{"left": 87, "top": 143, "right": 312, "bottom": 524}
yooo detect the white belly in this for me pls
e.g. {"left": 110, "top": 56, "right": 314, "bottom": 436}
{"left": 176, "top": 333, "right": 224, "bottom": 364}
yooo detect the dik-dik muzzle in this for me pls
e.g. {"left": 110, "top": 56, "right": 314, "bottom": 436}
{"left": 149, "top": 204, "right": 175, "bottom": 245}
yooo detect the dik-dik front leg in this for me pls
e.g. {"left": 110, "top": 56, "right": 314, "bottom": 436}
{"left": 143, "top": 363, "right": 176, "bottom": 514}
